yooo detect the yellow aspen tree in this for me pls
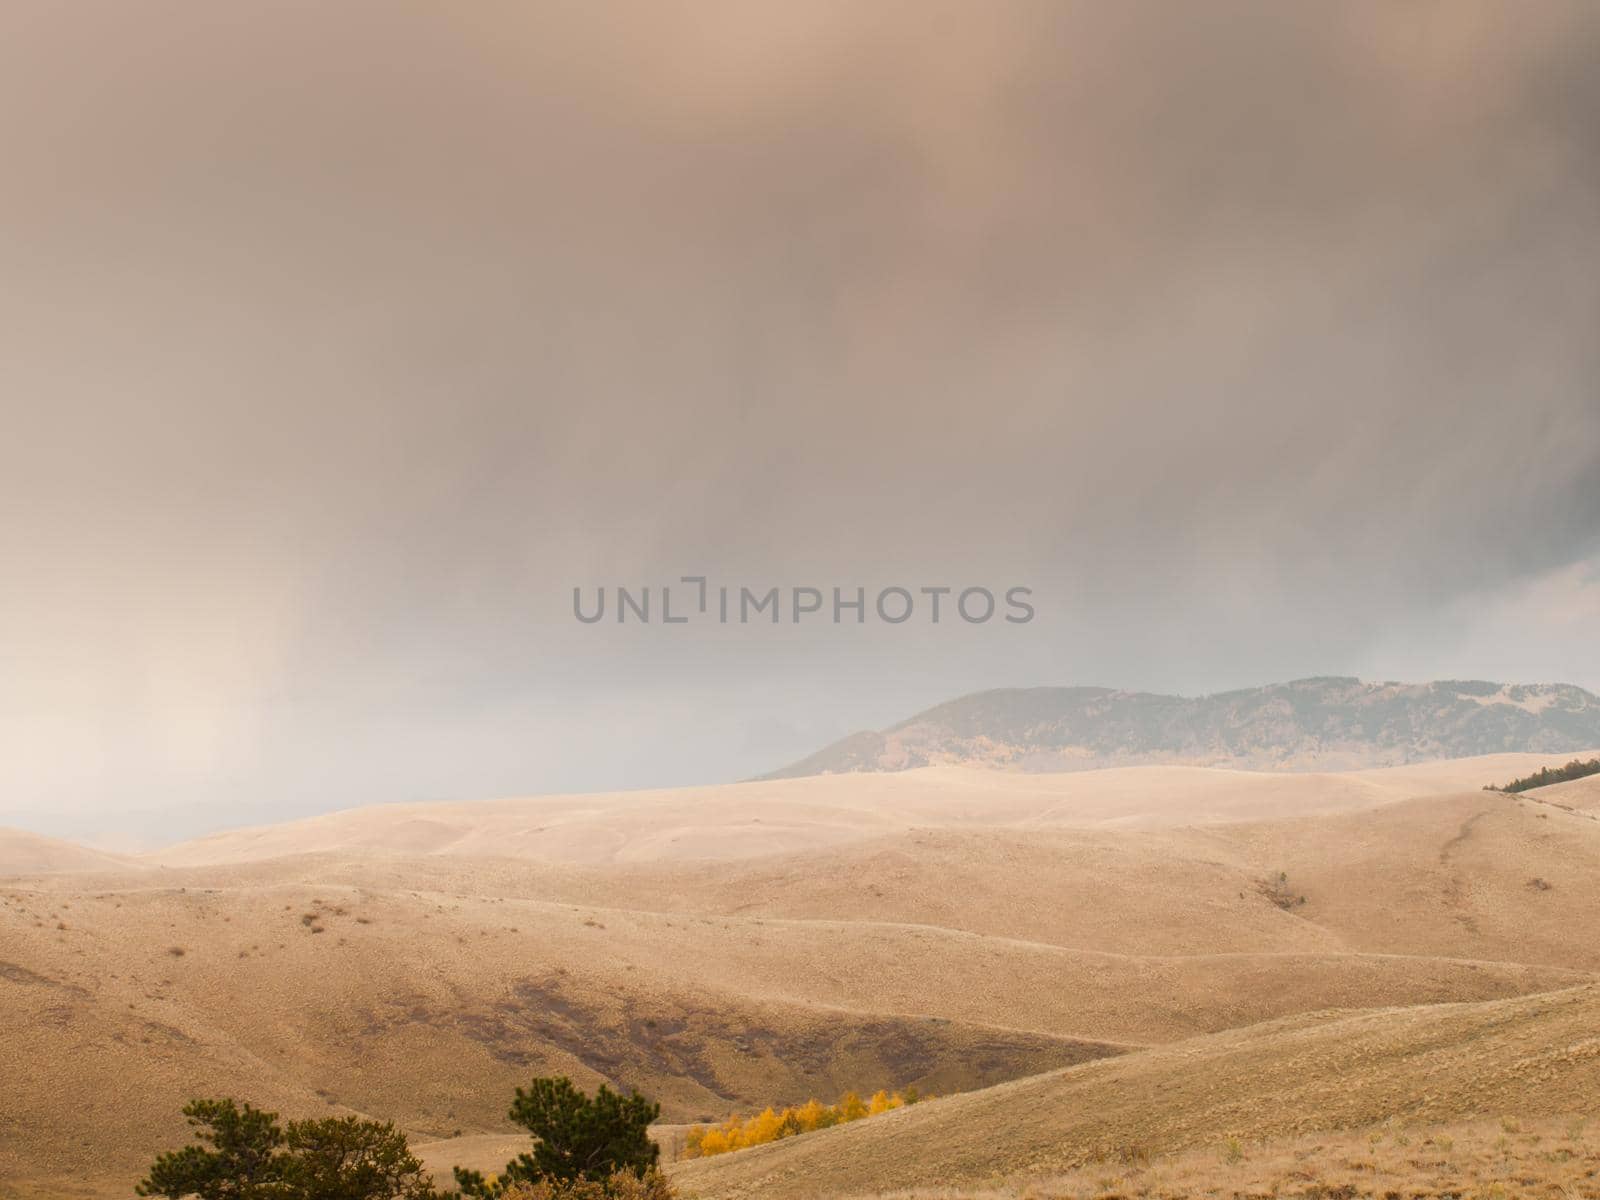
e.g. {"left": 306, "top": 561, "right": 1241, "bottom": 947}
{"left": 743, "top": 1107, "right": 784, "bottom": 1147}
{"left": 698, "top": 1126, "right": 731, "bottom": 1157}
{"left": 794, "top": 1099, "right": 828, "bottom": 1132}
{"left": 838, "top": 1091, "right": 868, "bottom": 1122}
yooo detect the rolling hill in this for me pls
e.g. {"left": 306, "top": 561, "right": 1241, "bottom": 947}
{"left": 0, "top": 828, "right": 137, "bottom": 877}
{"left": 1527, "top": 770, "right": 1600, "bottom": 816}
{"left": 3, "top": 754, "right": 1599, "bottom": 1197}
{"left": 138, "top": 751, "right": 1581, "bottom": 868}
{"left": 671, "top": 983, "right": 1600, "bottom": 1199}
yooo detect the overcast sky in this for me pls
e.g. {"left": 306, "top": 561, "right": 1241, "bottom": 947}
{"left": 2, "top": 1, "right": 1597, "bottom": 843}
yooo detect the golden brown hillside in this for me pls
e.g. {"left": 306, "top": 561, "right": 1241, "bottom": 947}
{"left": 670, "top": 984, "right": 1600, "bottom": 1199}
{"left": 3, "top": 758, "right": 1599, "bottom": 1197}
{"left": 0, "top": 829, "right": 137, "bottom": 877}
{"left": 1527, "top": 771, "right": 1600, "bottom": 816}
{"left": 848, "top": 1115, "right": 1600, "bottom": 1199}
{"left": 140, "top": 754, "right": 1582, "bottom": 868}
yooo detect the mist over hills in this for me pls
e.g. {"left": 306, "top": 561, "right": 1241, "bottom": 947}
{"left": 763, "top": 678, "right": 1600, "bottom": 778}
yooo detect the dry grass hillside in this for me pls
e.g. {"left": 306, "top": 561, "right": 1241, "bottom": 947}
{"left": 1527, "top": 771, "right": 1600, "bottom": 816}
{"left": 145, "top": 754, "right": 1570, "bottom": 868}
{"left": 0, "top": 881, "right": 1118, "bottom": 1194}
{"left": 671, "top": 984, "right": 1600, "bottom": 1199}
{"left": 2, "top": 753, "right": 1598, "bottom": 1197}
{"left": 854, "top": 1114, "right": 1600, "bottom": 1199}
{"left": 0, "top": 829, "right": 136, "bottom": 877}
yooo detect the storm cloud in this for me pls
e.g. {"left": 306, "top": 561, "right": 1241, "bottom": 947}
{"left": 2, "top": 1, "right": 1597, "bottom": 839}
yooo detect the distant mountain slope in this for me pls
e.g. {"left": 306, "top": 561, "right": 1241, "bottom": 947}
{"left": 761, "top": 678, "right": 1600, "bottom": 777}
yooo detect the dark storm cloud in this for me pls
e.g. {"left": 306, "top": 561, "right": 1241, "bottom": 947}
{"left": 1, "top": 1, "right": 1596, "bottom": 837}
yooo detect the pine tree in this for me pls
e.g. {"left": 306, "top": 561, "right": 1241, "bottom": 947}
{"left": 138, "top": 1100, "right": 444, "bottom": 1200}
{"left": 137, "top": 1099, "right": 286, "bottom": 1200}
{"left": 282, "top": 1115, "right": 443, "bottom": 1200}
{"left": 455, "top": 1077, "right": 660, "bottom": 1195}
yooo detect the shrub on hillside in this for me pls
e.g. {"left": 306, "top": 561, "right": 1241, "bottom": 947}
{"left": 1256, "top": 872, "right": 1306, "bottom": 910}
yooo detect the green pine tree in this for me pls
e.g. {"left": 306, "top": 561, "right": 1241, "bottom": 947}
{"left": 137, "top": 1099, "right": 285, "bottom": 1200}
{"left": 282, "top": 1115, "right": 445, "bottom": 1200}
{"left": 137, "top": 1099, "right": 445, "bottom": 1200}
{"left": 454, "top": 1077, "right": 660, "bottom": 1195}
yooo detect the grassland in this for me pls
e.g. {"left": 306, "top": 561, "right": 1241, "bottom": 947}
{"left": 2, "top": 753, "right": 1597, "bottom": 1198}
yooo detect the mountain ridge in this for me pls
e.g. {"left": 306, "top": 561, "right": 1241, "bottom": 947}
{"left": 761, "top": 677, "right": 1600, "bottom": 778}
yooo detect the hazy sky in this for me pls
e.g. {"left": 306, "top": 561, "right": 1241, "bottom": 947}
{"left": 2, "top": 2, "right": 1598, "bottom": 842}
